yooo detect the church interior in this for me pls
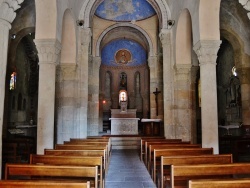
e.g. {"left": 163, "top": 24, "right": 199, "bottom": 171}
{"left": 1, "top": 0, "right": 250, "bottom": 187}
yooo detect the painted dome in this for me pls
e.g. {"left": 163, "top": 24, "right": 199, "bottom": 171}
{"left": 95, "top": 0, "right": 156, "bottom": 22}
{"left": 101, "top": 39, "right": 147, "bottom": 67}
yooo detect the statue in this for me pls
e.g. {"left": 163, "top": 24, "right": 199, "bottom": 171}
{"left": 226, "top": 76, "right": 241, "bottom": 107}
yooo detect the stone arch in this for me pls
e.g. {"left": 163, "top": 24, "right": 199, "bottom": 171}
{"left": 220, "top": 29, "right": 245, "bottom": 68}
{"left": 60, "top": 9, "right": 76, "bottom": 64}
{"left": 95, "top": 23, "right": 154, "bottom": 57}
{"left": 176, "top": 9, "right": 192, "bottom": 65}
{"left": 79, "top": 0, "right": 171, "bottom": 29}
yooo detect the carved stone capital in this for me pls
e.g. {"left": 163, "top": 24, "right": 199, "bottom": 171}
{"left": 239, "top": 0, "right": 250, "bottom": 19}
{"left": 81, "top": 27, "right": 92, "bottom": 46}
{"left": 34, "top": 39, "right": 62, "bottom": 65}
{"left": 148, "top": 56, "right": 157, "bottom": 69}
{"left": 175, "top": 64, "right": 192, "bottom": 81}
{"left": 159, "top": 29, "right": 170, "bottom": 45}
{"left": 60, "top": 63, "right": 77, "bottom": 81}
{"left": 193, "top": 40, "right": 222, "bottom": 66}
{"left": 0, "top": 0, "right": 24, "bottom": 23}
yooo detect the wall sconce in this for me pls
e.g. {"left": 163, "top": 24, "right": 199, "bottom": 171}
{"left": 11, "top": 34, "right": 16, "bottom": 39}
{"left": 76, "top": 20, "right": 84, "bottom": 27}
{"left": 167, "top": 20, "right": 175, "bottom": 29}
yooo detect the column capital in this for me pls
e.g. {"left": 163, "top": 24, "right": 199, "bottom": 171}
{"left": 159, "top": 29, "right": 171, "bottom": 45}
{"left": 81, "top": 27, "right": 92, "bottom": 46}
{"left": 148, "top": 55, "right": 157, "bottom": 69}
{"left": 34, "top": 39, "right": 61, "bottom": 65}
{"left": 239, "top": 0, "right": 250, "bottom": 19}
{"left": 175, "top": 64, "right": 192, "bottom": 81}
{"left": 193, "top": 40, "right": 222, "bottom": 66}
{"left": 0, "top": 0, "right": 24, "bottom": 23}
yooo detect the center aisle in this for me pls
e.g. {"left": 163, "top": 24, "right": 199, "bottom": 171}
{"left": 105, "top": 149, "right": 157, "bottom": 188}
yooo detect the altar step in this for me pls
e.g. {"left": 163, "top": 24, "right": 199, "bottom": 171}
{"left": 110, "top": 137, "right": 140, "bottom": 150}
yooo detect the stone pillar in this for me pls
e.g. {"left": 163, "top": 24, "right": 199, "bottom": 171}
{"left": 111, "top": 73, "right": 120, "bottom": 109}
{"left": 174, "top": 64, "right": 192, "bottom": 141}
{"left": 237, "top": 67, "right": 250, "bottom": 125}
{"left": 56, "top": 64, "right": 77, "bottom": 144}
{"left": 34, "top": 39, "right": 61, "bottom": 154}
{"left": 77, "top": 28, "right": 91, "bottom": 138}
{"left": 148, "top": 55, "right": 162, "bottom": 118}
{"left": 88, "top": 56, "right": 101, "bottom": 135}
{"left": 160, "top": 29, "right": 175, "bottom": 138}
{"left": 194, "top": 40, "right": 221, "bottom": 154}
{"left": 0, "top": 0, "right": 23, "bottom": 178}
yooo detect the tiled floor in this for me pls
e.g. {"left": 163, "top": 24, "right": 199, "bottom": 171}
{"left": 105, "top": 149, "right": 156, "bottom": 188}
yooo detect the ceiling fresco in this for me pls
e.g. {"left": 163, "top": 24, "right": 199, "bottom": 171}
{"left": 95, "top": 0, "right": 156, "bottom": 21}
{"left": 101, "top": 39, "right": 147, "bottom": 67}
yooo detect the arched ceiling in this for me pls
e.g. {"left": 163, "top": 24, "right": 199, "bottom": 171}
{"left": 100, "top": 26, "right": 149, "bottom": 52}
{"left": 95, "top": 0, "right": 156, "bottom": 21}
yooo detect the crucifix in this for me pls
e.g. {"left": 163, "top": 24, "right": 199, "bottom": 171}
{"left": 153, "top": 88, "right": 161, "bottom": 116}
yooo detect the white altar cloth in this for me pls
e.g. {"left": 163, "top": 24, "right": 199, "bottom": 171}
{"left": 109, "top": 118, "right": 139, "bottom": 135}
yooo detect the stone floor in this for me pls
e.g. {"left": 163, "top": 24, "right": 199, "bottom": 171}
{"left": 105, "top": 149, "right": 156, "bottom": 188}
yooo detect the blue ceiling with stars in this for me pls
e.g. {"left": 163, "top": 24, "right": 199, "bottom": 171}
{"left": 95, "top": 0, "right": 156, "bottom": 22}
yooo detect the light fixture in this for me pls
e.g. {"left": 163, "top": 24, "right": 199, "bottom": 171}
{"left": 11, "top": 34, "right": 16, "bottom": 39}
{"left": 167, "top": 20, "right": 175, "bottom": 29}
{"left": 76, "top": 20, "right": 84, "bottom": 27}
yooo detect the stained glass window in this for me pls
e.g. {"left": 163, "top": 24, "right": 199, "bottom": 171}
{"left": 10, "top": 72, "right": 16, "bottom": 90}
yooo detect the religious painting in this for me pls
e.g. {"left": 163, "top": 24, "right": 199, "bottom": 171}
{"left": 115, "top": 49, "right": 132, "bottom": 65}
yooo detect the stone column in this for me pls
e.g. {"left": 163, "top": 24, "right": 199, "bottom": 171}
{"left": 237, "top": 67, "right": 250, "bottom": 125}
{"left": 0, "top": 0, "right": 23, "bottom": 178}
{"left": 160, "top": 29, "right": 175, "bottom": 138}
{"left": 34, "top": 39, "right": 61, "bottom": 154}
{"left": 194, "top": 40, "right": 221, "bottom": 154}
{"left": 174, "top": 64, "right": 192, "bottom": 141}
{"left": 56, "top": 64, "right": 77, "bottom": 144}
{"left": 148, "top": 55, "right": 159, "bottom": 118}
{"left": 77, "top": 28, "right": 91, "bottom": 138}
{"left": 88, "top": 56, "right": 101, "bottom": 135}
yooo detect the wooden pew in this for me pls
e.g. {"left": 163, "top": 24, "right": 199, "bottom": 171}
{"left": 5, "top": 164, "right": 98, "bottom": 188}
{"left": 54, "top": 144, "right": 108, "bottom": 168}
{"left": 144, "top": 141, "right": 190, "bottom": 164}
{"left": 147, "top": 144, "right": 201, "bottom": 170}
{"left": 0, "top": 180, "right": 90, "bottom": 188}
{"left": 188, "top": 178, "right": 250, "bottom": 188}
{"left": 153, "top": 148, "right": 214, "bottom": 183}
{"left": 140, "top": 138, "right": 181, "bottom": 161}
{"left": 30, "top": 154, "right": 104, "bottom": 188}
{"left": 68, "top": 138, "right": 111, "bottom": 156}
{"left": 170, "top": 163, "right": 250, "bottom": 188}
{"left": 44, "top": 149, "right": 107, "bottom": 171}
{"left": 160, "top": 154, "right": 233, "bottom": 188}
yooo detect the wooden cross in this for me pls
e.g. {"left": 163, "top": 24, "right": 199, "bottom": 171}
{"left": 153, "top": 88, "right": 161, "bottom": 116}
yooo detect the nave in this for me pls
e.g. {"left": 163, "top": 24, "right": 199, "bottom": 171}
{"left": 105, "top": 149, "right": 156, "bottom": 188}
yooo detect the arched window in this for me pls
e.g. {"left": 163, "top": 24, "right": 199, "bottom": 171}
{"left": 10, "top": 71, "right": 16, "bottom": 90}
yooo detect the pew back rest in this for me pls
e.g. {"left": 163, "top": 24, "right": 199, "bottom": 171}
{"left": 171, "top": 163, "right": 250, "bottom": 188}
{"left": 160, "top": 154, "right": 233, "bottom": 188}
{"left": 5, "top": 164, "right": 98, "bottom": 187}
{"left": 188, "top": 179, "right": 250, "bottom": 188}
{"left": 0, "top": 180, "right": 90, "bottom": 188}
{"left": 44, "top": 149, "right": 106, "bottom": 170}
{"left": 153, "top": 148, "right": 213, "bottom": 183}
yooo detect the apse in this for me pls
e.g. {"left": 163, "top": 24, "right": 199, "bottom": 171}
{"left": 101, "top": 39, "right": 147, "bottom": 67}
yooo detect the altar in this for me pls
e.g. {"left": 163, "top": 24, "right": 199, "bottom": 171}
{"left": 109, "top": 90, "right": 139, "bottom": 135}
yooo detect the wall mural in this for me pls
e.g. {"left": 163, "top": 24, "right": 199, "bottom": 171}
{"left": 95, "top": 0, "right": 156, "bottom": 21}
{"left": 101, "top": 39, "right": 147, "bottom": 67}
